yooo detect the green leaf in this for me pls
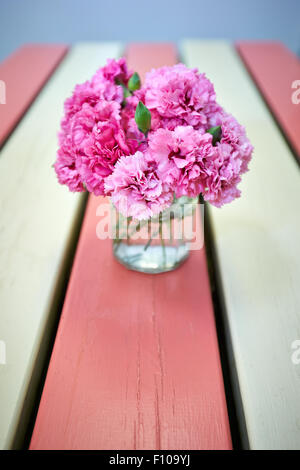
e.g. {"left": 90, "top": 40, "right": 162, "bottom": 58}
{"left": 207, "top": 125, "right": 222, "bottom": 146}
{"left": 128, "top": 72, "right": 141, "bottom": 92}
{"left": 135, "top": 101, "right": 151, "bottom": 135}
{"left": 120, "top": 83, "right": 130, "bottom": 99}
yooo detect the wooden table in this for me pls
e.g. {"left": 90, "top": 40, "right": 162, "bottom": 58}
{"left": 0, "top": 40, "right": 300, "bottom": 450}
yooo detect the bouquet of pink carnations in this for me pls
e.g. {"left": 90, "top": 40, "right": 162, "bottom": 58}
{"left": 55, "top": 58, "right": 253, "bottom": 220}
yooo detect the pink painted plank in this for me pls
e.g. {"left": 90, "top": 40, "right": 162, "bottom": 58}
{"left": 125, "top": 43, "right": 178, "bottom": 81}
{"left": 236, "top": 41, "right": 300, "bottom": 160}
{"left": 0, "top": 44, "right": 68, "bottom": 146}
{"left": 30, "top": 44, "right": 232, "bottom": 450}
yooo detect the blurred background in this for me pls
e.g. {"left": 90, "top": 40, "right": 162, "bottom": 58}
{"left": 0, "top": 0, "right": 300, "bottom": 61}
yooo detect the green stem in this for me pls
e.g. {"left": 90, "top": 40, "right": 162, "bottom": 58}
{"left": 144, "top": 228, "right": 157, "bottom": 251}
{"left": 159, "top": 212, "right": 166, "bottom": 267}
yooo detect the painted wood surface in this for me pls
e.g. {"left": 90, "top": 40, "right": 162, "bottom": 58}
{"left": 125, "top": 43, "right": 177, "bottom": 80}
{"left": 236, "top": 42, "right": 300, "bottom": 160}
{"left": 0, "top": 44, "right": 68, "bottom": 147}
{"left": 182, "top": 40, "right": 300, "bottom": 449}
{"left": 30, "top": 43, "right": 232, "bottom": 450}
{"left": 0, "top": 42, "right": 122, "bottom": 449}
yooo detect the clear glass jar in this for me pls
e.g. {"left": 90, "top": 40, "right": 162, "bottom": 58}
{"left": 112, "top": 196, "right": 198, "bottom": 274}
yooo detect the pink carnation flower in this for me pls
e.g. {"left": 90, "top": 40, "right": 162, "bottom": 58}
{"left": 219, "top": 112, "right": 253, "bottom": 173}
{"left": 55, "top": 59, "right": 138, "bottom": 194}
{"left": 148, "top": 126, "right": 215, "bottom": 197}
{"left": 61, "top": 81, "right": 99, "bottom": 135}
{"left": 60, "top": 58, "right": 131, "bottom": 137}
{"left": 93, "top": 58, "right": 132, "bottom": 88}
{"left": 69, "top": 100, "right": 121, "bottom": 150}
{"left": 54, "top": 137, "right": 84, "bottom": 192}
{"left": 91, "top": 57, "right": 133, "bottom": 104}
{"left": 142, "top": 64, "right": 222, "bottom": 131}
{"left": 202, "top": 113, "right": 253, "bottom": 207}
{"left": 55, "top": 100, "right": 126, "bottom": 195}
{"left": 148, "top": 117, "right": 253, "bottom": 207}
{"left": 105, "top": 151, "right": 173, "bottom": 219}
{"left": 77, "top": 119, "right": 134, "bottom": 196}
{"left": 58, "top": 57, "right": 133, "bottom": 144}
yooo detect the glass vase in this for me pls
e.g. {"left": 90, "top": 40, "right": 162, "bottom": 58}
{"left": 112, "top": 196, "right": 198, "bottom": 274}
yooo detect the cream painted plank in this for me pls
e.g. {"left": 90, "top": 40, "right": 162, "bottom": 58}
{"left": 0, "top": 42, "right": 122, "bottom": 449}
{"left": 181, "top": 40, "right": 300, "bottom": 450}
